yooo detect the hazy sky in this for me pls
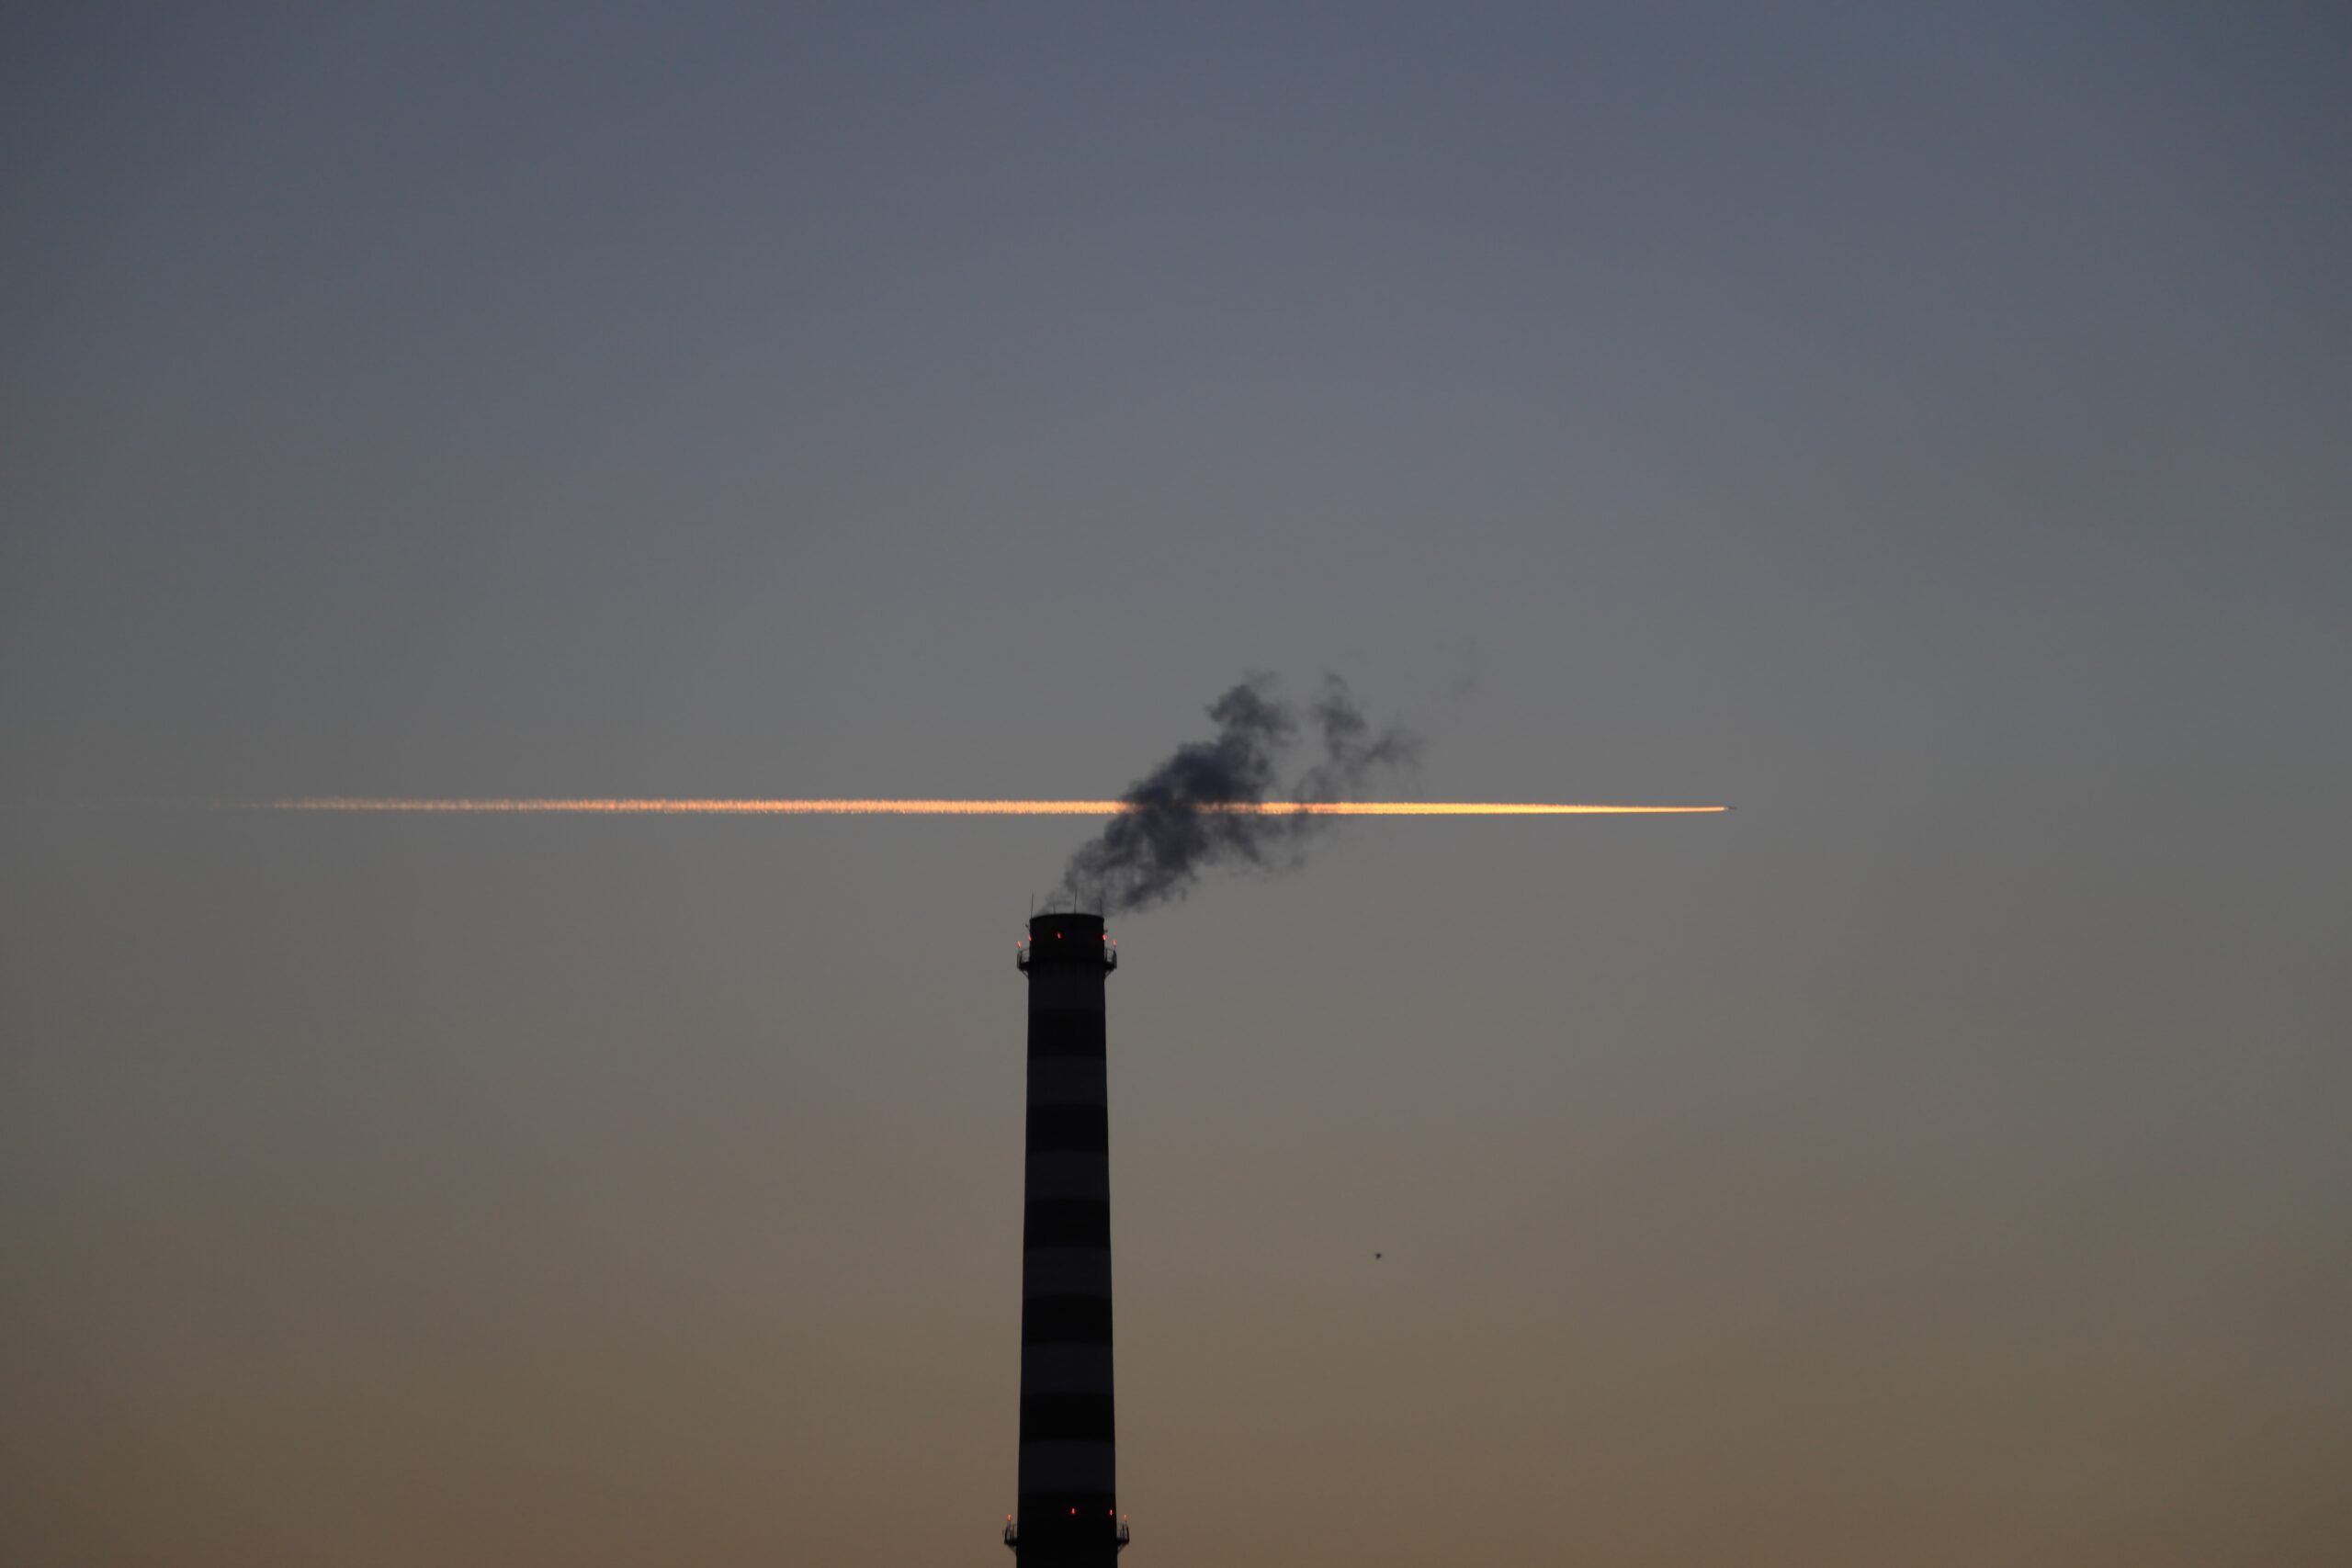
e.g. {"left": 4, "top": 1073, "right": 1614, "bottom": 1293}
{"left": 5, "top": 5, "right": 2348, "bottom": 1564}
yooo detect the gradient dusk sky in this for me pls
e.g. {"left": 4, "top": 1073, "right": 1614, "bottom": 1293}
{"left": 4, "top": 6, "right": 2348, "bottom": 1565}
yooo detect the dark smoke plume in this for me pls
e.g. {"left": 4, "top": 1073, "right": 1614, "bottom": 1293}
{"left": 1057, "top": 674, "right": 1419, "bottom": 914}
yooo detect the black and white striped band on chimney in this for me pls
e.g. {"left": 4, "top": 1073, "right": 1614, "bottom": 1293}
{"left": 1008, "top": 913, "right": 1129, "bottom": 1565}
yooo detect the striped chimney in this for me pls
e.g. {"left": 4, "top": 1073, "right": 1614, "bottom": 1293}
{"left": 1007, "top": 913, "right": 1129, "bottom": 1563}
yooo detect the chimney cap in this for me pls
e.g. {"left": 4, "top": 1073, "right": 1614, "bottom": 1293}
{"left": 1027, "top": 912, "right": 1106, "bottom": 942}
{"left": 1020, "top": 911, "right": 1115, "bottom": 974}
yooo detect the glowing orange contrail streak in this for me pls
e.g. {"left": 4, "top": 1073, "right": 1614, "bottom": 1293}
{"left": 266, "top": 797, "right": 1726, "bottom": 816}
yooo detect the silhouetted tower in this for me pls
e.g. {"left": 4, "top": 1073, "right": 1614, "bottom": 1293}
{"left": 1007, "top": 912, "right": 1130, "bottom": 1564}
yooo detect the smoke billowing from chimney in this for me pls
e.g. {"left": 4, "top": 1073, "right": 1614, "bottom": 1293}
{"left": 1056, "top": 674, "right": 1419, "bottom": 914}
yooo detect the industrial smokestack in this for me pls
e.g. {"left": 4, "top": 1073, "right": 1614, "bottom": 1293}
{"left": 1007, "top": 912, "right": 1129, "bottom": 1564}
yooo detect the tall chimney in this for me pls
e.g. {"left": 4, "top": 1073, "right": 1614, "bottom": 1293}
{"left": 1007, "top": 913, "right": 1129, "bottom": 1564}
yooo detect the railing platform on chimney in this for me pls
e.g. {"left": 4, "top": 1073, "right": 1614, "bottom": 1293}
{"left": 1016, "top": 931, "right": 1117, "bottom": 973}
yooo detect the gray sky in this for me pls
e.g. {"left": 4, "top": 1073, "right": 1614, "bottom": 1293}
{"left": 4, "top": 5, "right": 2348, "bottom": 1564}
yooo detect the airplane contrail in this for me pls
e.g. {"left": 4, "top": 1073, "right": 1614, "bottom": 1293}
{"left": 262, "top": 797, "right": 1727, "bottom": 816}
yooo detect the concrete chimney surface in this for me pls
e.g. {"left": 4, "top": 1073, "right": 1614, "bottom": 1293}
{"left": 1012, "top": 911, "right": 1127, "bottom": 1564}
